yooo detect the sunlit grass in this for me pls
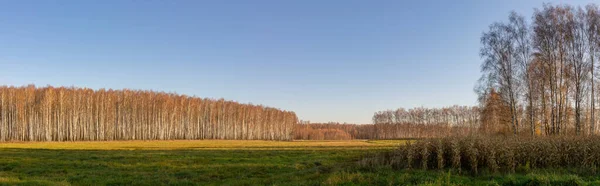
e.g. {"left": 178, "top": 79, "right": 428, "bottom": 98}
{"left": 0, "top": 140, "right": 401, "bottom": 185}
{"left": 0, "top": 140, "right": 405, "bottom": 150}
{"left": 1, "top": 139, "right": 596, "bottom": 185}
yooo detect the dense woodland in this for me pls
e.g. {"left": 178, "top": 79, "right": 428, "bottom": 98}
{"left": 0, "top": 85, "right": 297, "bottom": 141}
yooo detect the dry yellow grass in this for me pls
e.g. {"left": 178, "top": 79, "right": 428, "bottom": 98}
{"left": 0, "top": 140, "right": 406, "bottom": 150}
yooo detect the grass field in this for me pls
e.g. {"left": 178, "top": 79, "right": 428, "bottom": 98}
{"left": 1, "top": 140, "right": 599, "bottom": 186}
{"left": 0, "top": 140, "right": 400, "bottom": 185}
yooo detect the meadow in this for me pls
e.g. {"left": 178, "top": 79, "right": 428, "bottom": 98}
{"left": 0, "top": 140, "right": 400, "bottom": 185}
{"left": 2, "top": 139, "right": 599, "bottom": 186}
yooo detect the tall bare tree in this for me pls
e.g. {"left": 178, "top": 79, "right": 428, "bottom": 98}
{"left": 506, "top": 11, "right": 534, "bottom": 135}
{"left": 480, "top": 20, "right": 521, "bottom": 135}
{"left": 587, "top": 4, "right": 600, "bottom": 135}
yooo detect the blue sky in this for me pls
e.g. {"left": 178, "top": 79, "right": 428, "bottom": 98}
{"left": 0, "top": 0, "right": 595, "bottom": 123}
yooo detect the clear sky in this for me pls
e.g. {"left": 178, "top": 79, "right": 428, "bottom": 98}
{"left": 0, "top": 0, "right": 595, "bottom": 123}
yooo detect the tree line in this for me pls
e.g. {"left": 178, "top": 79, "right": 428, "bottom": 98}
{"left": 372, "top": 106, "right": 480, "bottom": 127}
{"left": 296, "top": 105, "right": 480, "bottom": 140}
{"left": 294, "top": 122, "right": 374, "bottom": 140}
{"left": 0, "top": 85, "right": 297, "bottom": 141}
{"left": 294, "top": 122, "right": 354, "bottom": 140}
{"left": 294, "top": 122, "right": 477, "bottom": 140}
{"left": 477, "top": 3, "right": 600, "bottom": 136}
{"left": 372, "top": 106, "right": 480, "bottom": 138}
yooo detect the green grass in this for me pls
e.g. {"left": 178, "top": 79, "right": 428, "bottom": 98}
{"left": 0, "top": 148, "right": 368, "bottom": 185}
{"left": 1, "top": 140, "right": 599, "bottom": 185}
{"left": 325, "top": 167, "right": 600, "bottom": 186}
{"left": 0, "top": 140, "right": 398, "bottom": 186}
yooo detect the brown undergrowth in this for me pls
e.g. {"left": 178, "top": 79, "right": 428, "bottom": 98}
{"left": 360, "top": 136, "right": 600, "bottom": 174}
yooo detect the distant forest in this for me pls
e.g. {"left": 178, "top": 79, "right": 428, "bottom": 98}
{"left": 295, "top": 106, "right": 479, "bottom": 140}
{"left": 0, "top": 85, "right": 297, "bottom": 141}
